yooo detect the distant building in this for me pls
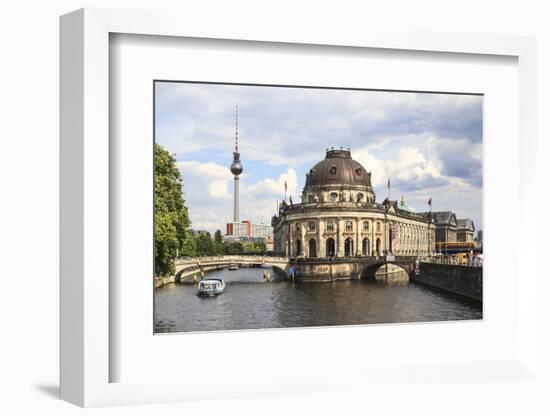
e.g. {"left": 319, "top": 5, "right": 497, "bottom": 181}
{"left": 424, "top": 213, "right": 479, "bottom": 254}
{"left": 225, "top": 220, "right": 273, "bottom": 241}
{"left": 431, "top": 211, "right": 457, "bottom": 244}
{"left": 457, "top": 219, "right": 475, "bottom": 242}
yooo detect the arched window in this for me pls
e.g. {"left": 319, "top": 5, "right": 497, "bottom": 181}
{"left": 344, "top": 237, "right": 354, "bottom": 257}
{"left": 356, "top": 193, "right": 364, "bottom": 202}
{"left": 326, "top": 237, "right": 335, "bottom": 257}
{"left": 308, "top": 239, "right": 317, "bottom": 258}
{"left": 376, "top": 237, "right": 382, "bottom": 256}
{"left": 362, "top": 238, "right": 370, "bottom": 256}
{"left": 295, "top": 239, "right": 301, "bottom": 256}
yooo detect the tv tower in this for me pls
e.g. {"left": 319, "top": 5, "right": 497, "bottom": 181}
{"left": 230, "top": 106, "right": 243, "bottom": 222}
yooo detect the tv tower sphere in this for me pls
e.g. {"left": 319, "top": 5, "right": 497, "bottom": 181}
{"left": 230, "top": 105, "right": 243, "bottom": 176}
{"left": 231, "top": 155, "right": 243, "bottom": 176}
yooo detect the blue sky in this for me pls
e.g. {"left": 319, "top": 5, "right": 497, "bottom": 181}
{"left": 155, "top": 82, "right": 483, "bottom": 233}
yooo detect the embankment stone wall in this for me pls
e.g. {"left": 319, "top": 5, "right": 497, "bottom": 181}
{"left": 412, "top": 262, "right": 482, "bottom": 301}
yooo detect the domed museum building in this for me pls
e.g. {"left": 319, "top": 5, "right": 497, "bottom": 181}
{"left": 272, "top": 148, "right": 435, "bottom": 275}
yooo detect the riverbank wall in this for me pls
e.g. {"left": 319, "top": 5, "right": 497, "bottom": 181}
{"left": 412, "top": 262, "right": 482, "bottom": 302}
{"left": 155, "top": 275, "right": 176, "bottom": 288}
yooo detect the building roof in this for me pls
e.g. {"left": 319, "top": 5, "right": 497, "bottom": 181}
{"left": 398, "top": 196, "right": 416, "bottom": 213}
{"left": 457, "top": 218, "right": 475, "bottom": 232}
{"left": 304, "top": 149, "right": 372, "bottom": 190}
{"left": 431, "top": 211, "right": 457, "bottom": 226}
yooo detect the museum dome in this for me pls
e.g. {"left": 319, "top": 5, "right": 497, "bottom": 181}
{"left": 304, "top": 148, "right": 372, "bottom": 190}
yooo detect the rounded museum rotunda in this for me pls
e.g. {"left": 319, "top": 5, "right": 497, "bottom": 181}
{"left": 272, "top": 148, "right": 435, "bottom": 259}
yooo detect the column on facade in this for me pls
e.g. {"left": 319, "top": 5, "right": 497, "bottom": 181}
{"left": 337, "top": 219, "right": 345, "bottom": 257}
{"left": 291, "top": 222, "right": 296, "bottom": 256}
{"left": 285, "top": 222, "right": 292, "bottom": 257}
{"left": 373, "top": 219, "right": 377, "bottom": 256}
{"left": 385, "top": 220, "right": 389, "bottom": 255}
{"left": 317, "top": 219, "right": 324, "bottom": 258}
{"left": 355, "top": 217, "right": 360, "bottom": 256}
{"left": 300, "top": 223, "right": 309, "bottom": 256}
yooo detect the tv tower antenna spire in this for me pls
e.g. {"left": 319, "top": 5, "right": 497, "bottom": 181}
{"left": 235, "top": 105, "right": 239, "bottom": 152}
{"left": 230, "top": 105, "right": 243, "bottom": 222}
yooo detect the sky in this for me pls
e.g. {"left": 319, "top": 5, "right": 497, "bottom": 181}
{"left": 155, "top": 82, "right": 483, "bottom": 234}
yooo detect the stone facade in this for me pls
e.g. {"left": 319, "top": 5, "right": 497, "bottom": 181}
{"left": 457, "top": 219, "right": 475, "bottom": 242}
{"left": 431, "top": 211, "right": 458, "bottom": 244}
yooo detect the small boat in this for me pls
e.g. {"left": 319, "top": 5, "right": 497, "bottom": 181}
{"left": 228, "top": 264, "right": 238, "bottom": 271}
{"left": 197, "top": 279, "right": 225, "bottom": 297}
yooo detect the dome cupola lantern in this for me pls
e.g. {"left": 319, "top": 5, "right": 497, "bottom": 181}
{"left": 302, "top": 148, "right": 375, "bottom": 204}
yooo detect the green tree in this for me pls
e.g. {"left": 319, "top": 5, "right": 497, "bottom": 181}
{"left": 242, "top": 242, "right": 256, "bottom": 253}
{"left": 213, "top": 229, "right": 224, "bottom": 255}
{"left": 214, "top": 229, "right": 223, "bottom": 243}
{"left": 253, "top": 240, "right": 267, "bottom": 253}
{"left": 196, "top": 232, "right": 215, "bottom": 256}
{"left": 223, "top": 241, "right": 243, "bottom": 254}
{"left": 155, "top": 143, "right": 194, "bottom": 276}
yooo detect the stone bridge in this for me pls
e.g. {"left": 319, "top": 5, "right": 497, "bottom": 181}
{"left": 173, "top": 255, "right": 418, "bottom": 282}
{"left": 174, "top": 255, "right": 291, "bottom": 282}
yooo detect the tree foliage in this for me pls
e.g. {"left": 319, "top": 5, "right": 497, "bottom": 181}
{"left": 154, "top": 143, "right": 195, "bottom": 276}
{"left": 196, "top": 232, "right": 215, "bottom": 256}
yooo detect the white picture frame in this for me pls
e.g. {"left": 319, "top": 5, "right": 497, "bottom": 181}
{"left": 60, "top": 8, "right": 537, "bottom": 407}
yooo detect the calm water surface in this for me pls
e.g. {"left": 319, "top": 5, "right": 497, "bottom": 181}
{"left": 154, "top": 266, "right": 482, "bottom": 333}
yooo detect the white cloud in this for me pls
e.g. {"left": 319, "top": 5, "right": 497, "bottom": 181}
{"left": 246, "top": 168, "right": 298, "bottom": 199}
{"left": 354, "top": 145, "right": 441, "bottom": 189}
{"left": 178, "top": 161, "right": 232, "bottom": 199}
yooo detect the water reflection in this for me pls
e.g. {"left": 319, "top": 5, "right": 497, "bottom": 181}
{"left": 154, "top": 266, "right": 481, "bottom": 333}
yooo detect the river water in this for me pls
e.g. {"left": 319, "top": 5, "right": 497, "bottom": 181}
{"left": 154, "top": 266, "right": 482, "bottom": 333}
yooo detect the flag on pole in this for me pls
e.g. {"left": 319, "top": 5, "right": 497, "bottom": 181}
{"left": 387, "top": 178, "right": 391, "bottom": 201}
{"left": 284, "top": 180, "right": 287, "bottom": 192}
{"left": 428, "top": 197, "right": 432, "bottom": 208}
{"left": 387, "top": 178, "right": 391, "bottom": 189}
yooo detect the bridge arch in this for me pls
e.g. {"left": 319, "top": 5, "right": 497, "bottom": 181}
{"left": 360, "top": 261, "right": 414, "bottom": 280}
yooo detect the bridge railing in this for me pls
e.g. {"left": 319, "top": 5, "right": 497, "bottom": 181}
{"left": 421, "top": 256, "right": 483, "bottom": 267}
{"left": 174, "top": 255, "right": 290, "bottom": 267}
